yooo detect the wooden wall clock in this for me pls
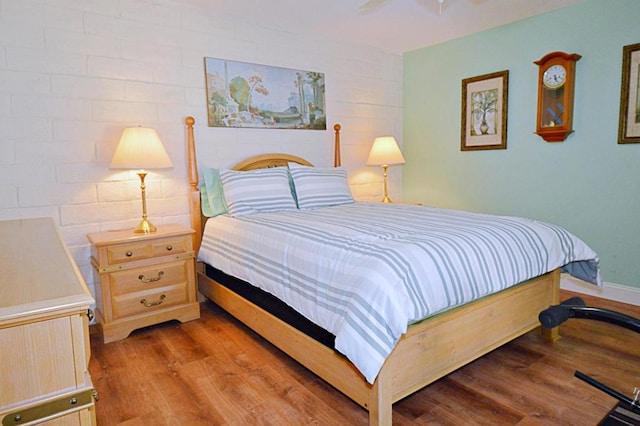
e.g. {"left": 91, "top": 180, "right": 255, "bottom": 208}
{"left": 534, "top": 51, "right": 581, "bottom": 142}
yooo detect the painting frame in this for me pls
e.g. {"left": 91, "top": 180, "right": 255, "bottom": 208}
{"left": 618, "top": 43, "right": 640, "bottom": 144}
{"left": 204, "top": 57, "right": 326, "bottom": 130}
{"left": 461, "top": 70, "right": 509, "bottom": 151}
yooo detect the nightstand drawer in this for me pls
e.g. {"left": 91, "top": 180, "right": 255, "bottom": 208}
{"left": 112, "top": 283, "right": 188, "bottom": 320}
{"left": 107, "top": 235, "right": 191, "bottom": 265}
{"left": 109, "top": 260, "right": 190, "bottom": 295}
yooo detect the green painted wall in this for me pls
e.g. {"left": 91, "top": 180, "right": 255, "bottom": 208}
{"left": 403, "top": 0, "right": 640, "bottom": 289}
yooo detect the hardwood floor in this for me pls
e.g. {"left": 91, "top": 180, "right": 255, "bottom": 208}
{"left": 89, "top": 291, "right": 640, "bottom": 425}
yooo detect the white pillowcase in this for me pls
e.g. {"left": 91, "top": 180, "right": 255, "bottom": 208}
{"left": 220, "top": 167, "right": 297, "bottom": 216}
{"left": 288, "top": 162, "right": 354, "bottom": 209}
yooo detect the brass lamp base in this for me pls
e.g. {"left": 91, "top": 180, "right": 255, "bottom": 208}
{"left": 133, "top": 171, "right": 157, "bottom": 233}
{"left": 134, "top": 218, "right": 157, "bottom": 233}
{"left": 380, "top": 165, "right": 394, "bottom": 203}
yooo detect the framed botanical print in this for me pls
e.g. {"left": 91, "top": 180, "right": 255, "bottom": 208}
{"left": 461, "top": 70, "right": 509, "bottom": 151}
{"left": 618, "top": 43, "right": 640, "bottom": 144}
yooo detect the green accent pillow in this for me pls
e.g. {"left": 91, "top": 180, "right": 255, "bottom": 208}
{"left": 201, "top": 168, "right": 228, "bottom": 217}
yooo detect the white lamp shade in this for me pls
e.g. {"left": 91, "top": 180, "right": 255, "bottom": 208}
{"left": 110, "top": 127, "right": 173, "bottom": 170}
{"left": 366, "top": 136, "right": 405, "bottom": 166}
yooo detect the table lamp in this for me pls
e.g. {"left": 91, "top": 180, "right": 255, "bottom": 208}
{"left": 110, "top": 126, "right": 173, "bottom": 233}
{"left": 366, "top": 136, "right": 405, "bottom": 203}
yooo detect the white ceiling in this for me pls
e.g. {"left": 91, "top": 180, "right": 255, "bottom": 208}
{"left": 177, "top": 0, "right": 586, "bottom": 53}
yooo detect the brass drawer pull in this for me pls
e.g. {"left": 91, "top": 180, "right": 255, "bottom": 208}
{"left": 126, "top": 251, "right": 133, "bottom": 257}
{"left": 140, "top": 294, "right": 166, "bottom": 307}
{"left": 166, "top": 245, "right": 173, "bottom": 251}
{"left": 138, "top": 271, "right": 164, "bottom": 283}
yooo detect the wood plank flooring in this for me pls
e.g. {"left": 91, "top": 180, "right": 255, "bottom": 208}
{"left": 89, "top": 291, "right": 640, "bottom": 425}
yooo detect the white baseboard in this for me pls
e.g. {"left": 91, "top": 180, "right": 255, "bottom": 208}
{"left": 560, "top": 273, "right": 640, "bottom": 306}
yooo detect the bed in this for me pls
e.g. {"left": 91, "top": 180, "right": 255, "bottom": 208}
{"left": 184, "top": 116, "right": 601, "bottom": 425}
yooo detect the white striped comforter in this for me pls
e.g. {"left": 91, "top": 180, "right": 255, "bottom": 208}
{"left": 198, "top": 203, "right": 601, "bottom": 384}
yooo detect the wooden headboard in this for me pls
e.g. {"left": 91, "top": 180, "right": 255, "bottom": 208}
{"left": 185, "top": 116, "right": 342, "bottom": 252}
{"left": 232, "top": 153, "right": 313, "bottom": 171}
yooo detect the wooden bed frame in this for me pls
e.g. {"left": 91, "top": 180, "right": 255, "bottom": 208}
{"left": 184, "top": 116, "right": 560, "bottom": 425}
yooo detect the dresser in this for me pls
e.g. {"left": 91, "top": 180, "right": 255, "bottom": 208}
{"left": 0, "top": 218, "right": 96, "bottom": 425}
{"left": 87, "top": 224, "right": 200, "bottom": 343}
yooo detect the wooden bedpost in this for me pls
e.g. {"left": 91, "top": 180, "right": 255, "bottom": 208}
{"left": 185, "top": 116, "right": 202, "bottom": 253}
{"left": 541, "top": 268, "right": 562, "bottom": 342}
{"left": 369, "top": 365, "right": 392, "bottom": 426}
{"left": 333, "top": 123, "right": 341, "bottom": 167}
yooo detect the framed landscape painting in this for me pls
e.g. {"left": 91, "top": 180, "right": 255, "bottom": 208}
{"left": 204, "top": 57, "right": 326, "bottom": 130}
{"left": 461, "top": 70, "right": 509, "bottom": 151}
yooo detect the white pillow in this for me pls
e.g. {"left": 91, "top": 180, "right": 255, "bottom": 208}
{"left": 288, "top": 162, "right": 354, "bottom": 209}
{"left": 220, "top": 167, "right": 297, "bottom": 216}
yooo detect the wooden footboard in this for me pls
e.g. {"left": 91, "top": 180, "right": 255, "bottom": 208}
{"left": 198, "top": 266, "right": 560, "bottom": 426}
{"left": 382, "top": 269, "right": 560, "bottom": 403}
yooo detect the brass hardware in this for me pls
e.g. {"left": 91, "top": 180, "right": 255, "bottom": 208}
{"left": 2, "top": 388, "right": 95, "bottom": 425}
{"left": 97, "top": 264, "right": 124, "bottom": 273}
{"left": 87, "top": 309, "right": 95, "bottom": 322}
{"left": 176, "top": 252, "right": 195, "bottom": 261}
{"left": 138, "top": 271, "right": 164, "bottom": 283}
{"left": 166, "top": 245, "right": 173, "bottom": 251}
{"left": 140, "top": 294, "right": 166, "bottom": 307}
{"left": 93, "top": 389, "right": 99, "bottom": 402}
{"left": 126, "top": 251, "right": 133, "bottom": 257}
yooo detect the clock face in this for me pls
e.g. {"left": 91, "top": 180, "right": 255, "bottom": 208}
{"left": 543, "top": 64, "right": 567, "bottom": 89}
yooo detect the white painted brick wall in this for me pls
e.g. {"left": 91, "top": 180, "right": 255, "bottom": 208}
{"left": 0, "top": 0, "right": 403, "bottom": 303}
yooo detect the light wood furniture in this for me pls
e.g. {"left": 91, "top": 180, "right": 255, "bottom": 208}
{"left": 184, "top": 116, "right": 560, "bottom": 426}
{"left": 88, "top": 224, "right": 200, "bottom": 343}
{"left": 0, "top": 217, "right": 96, "bottom": 425}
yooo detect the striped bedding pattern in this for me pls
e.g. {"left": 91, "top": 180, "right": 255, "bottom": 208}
{"left": 198, "top": 203, "right": 601, "bottom": 384}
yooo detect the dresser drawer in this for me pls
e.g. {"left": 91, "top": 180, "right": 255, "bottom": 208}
{"left": 106, "top": 235, "right": 191, "bottom": 265}
{"left": 112, "top": 283, "right": 188, "bottom": 320}
{"left": 109, "top": 260, "right": 190, "bottom": 296}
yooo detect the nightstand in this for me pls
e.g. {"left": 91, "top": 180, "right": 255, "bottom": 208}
{"left": 88, "top": 224, "right": 200, "bottom": 343}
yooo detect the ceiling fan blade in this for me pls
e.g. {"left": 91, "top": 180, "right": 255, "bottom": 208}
{"left": 359, "top": 0, "right": 393, "bottom": 12}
